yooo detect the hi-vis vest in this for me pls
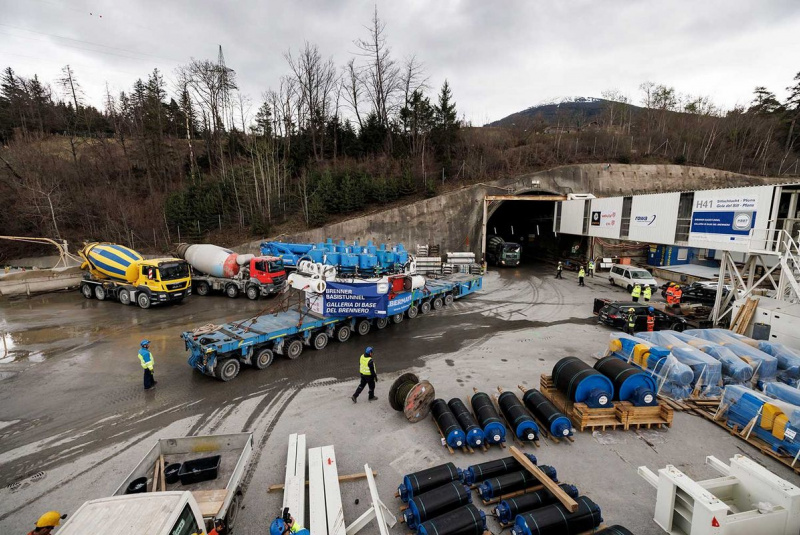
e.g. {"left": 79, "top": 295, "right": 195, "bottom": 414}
{"left": 578, "top": 268, "right": 586, "bottom": 277}
{"left": 138, "top": 348, "right": 154, "bottom": 371}
{"left": 588, "top": 261, "right": 594, "bottom": 270}
{"left": 628, "top": 312, "right": 637, "bottom": 327}
{"left": 631, "top": 286, "right": 642, "bottom": 298}
{"left": 360, "top": 354, "right": 374, "bottom": 375}
{"left": 643, "top": 286, "right": 652, "bottom": 299}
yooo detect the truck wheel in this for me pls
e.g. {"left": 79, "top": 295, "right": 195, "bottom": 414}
{"left": 444, "top": 294, "right": 454, "bottom": 306}
{"left": 420, "top": 301, "right": 432, "bottom": 314}
{"left": 94, "top": 286, "right": 106, "bottom": 301}
{"left": 118, "top": 289, "right": 131, "bottom": 305}
{"left": 312, "top": 332, "right": 328, "bottom": 350}
{"left": 336, "top": 325, "right": 352, "bottom": 343}
{"left": 216, "top": 358, "right": 241, "bottom": 381}
{"left": 246, "top": 285, "right": 259, "bottom": 300}
{"left": 407, "top": 306, "right": 419, "bottom": 319}
{"left": 255, "top": 348, "right": 274, "bottom": 369}
{"left": 375, "top": 318, "right": 389, "bottom": 330}
{"left": 225, "top": 284, "right": 239, "bottom": 298}
{"left": 392, "top": 313, "right": 404, "bottom": 324}
{"left": 286, "top": 339, "right": 303, "bottom": 359}
{"left": 225, "top": 492, "right": 241, "bottom": 532}
{"left": 137, "top": 293, "right": 151, "bottom": 309}
{"left": 196, "top": 281, "right": 210, "bottom": 296}
{"left": 356, "top": 319, "right": 371, "bottom": 336}
{"left": 432, "top": 297, "right": 444, "bottom": 310}
{"left": 81, "top": 283, "right": 93, "bottom": 299}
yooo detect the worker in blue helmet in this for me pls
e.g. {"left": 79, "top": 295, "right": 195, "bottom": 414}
{"left": 138, "top": 339, "right": 157, "bottom": 390}
{"left": 270, "top": 508, "right": 309, "bottom": 534}
{"left": 646, "top": 306, "right": 656, "bottom": 332}
{"left": 351, "top": 346, "right": 378, "bottom": 403}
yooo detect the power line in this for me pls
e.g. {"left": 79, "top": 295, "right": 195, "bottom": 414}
{"left": 0, "top": 22, "right": 185, "bottom": 63}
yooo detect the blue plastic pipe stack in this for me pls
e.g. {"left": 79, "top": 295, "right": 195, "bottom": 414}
{"left": 670, "top": 331, "right": 754, "bottom": 384}
{"left": 635, "top": 331, "right": 723, "bottom": 397}
{"left": 685, "top": 329, "right": 778, "bottom": 384}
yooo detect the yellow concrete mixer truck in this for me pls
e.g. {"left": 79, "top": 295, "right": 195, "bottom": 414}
{"left": 78, "top": 243, "right": 191, "bottom": 308}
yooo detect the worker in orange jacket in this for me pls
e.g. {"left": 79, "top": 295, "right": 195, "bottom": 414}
{"left": 673, "top": 285, "right": 683, "bottom": 306}
{"left": 665, "top": 283, "right": 676, "bottom": 305}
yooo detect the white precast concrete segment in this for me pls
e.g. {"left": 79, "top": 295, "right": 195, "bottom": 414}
{"left": 322, "top": 446, "right": 345, "bottom": 535}
{"left": 308, "top": 448, "right": 328, "bottom": 535}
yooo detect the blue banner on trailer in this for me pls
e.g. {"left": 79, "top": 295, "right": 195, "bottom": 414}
{"left": 323, "top": 282, "right": 388, "bottom": 318}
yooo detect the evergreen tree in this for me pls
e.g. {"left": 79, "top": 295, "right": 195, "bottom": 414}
{"left": 432, "top": 80, "right": 459, "bottom": 163}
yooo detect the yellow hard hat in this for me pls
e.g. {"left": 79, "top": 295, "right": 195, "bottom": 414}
{"left": 36, "top": 511, "right": 66, "bottom": 528}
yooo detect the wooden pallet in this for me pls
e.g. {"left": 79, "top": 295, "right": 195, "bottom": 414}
{"left": 540, "top": 375, "right": 622, "bottom": 432}
{"left": 615, "top": 401, "right": 673, "bottom": 430}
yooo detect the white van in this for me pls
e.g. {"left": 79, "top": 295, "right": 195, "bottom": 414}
{"left": 608, "top": 264, "right": 658, "bottom": 292}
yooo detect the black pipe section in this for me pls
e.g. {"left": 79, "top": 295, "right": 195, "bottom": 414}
{"left": 398, "top": 462, "right": 462, "bottom": 502}
{"left": 404, "top": 481, "right": 472, "bottom": 529}
{"left": 418, "top": 504, "right": 486, "bottom": 535}
{"left": 511, "top": 496, "right": 603, "bottom": 535}
{"left": 498, "top": 391, "right": 539, "bottom": 441}
{"left": 462, "top": 454, "right": 538, "bottom": 485}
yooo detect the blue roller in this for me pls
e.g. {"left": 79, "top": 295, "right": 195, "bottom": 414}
{"left": 398, "top": 463, "right": 463, "bottom": 503}
{"left": 552, "top": 357, "right": 614, "bottom": 408}
{"left": 521, "top": 389, "right": 572, "bottom": 438}
{"left": 462, "top": 454, "right": 538, "bottom": 486}
{"left": 417, "top": 504, "right": 486, "bottom": 535}
{"left": 431, "top": 399, "right": 466, "bottom": 449}
{"left": 764, "top": 382, "right": 800, "bottom": 406}
{"left": 495, "top": 483, "right": 580, "bottom": 524}
{"left": 471, "top": 391, "right": 507, "bottom": 444}
{"left": 402, "top": 481, "right": 472, "bottom": 530}
{"left": 671, "top": 331, "right": 754, "bottom": 383}
{"left": 510, "top": 496, "right": 602, "bottom": 535}
{"left": 498, "top": 391, "right": 539, "bottom": 441}
{"left": 478, "top": 466, "right": 557, "bottom": 501}
{"left": 594, "top": 356, "right": 658, "bottom": 406}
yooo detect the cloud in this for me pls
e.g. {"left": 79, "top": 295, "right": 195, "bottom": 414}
{"left": 1, "top": 0, "right": 799, "bottom": 124}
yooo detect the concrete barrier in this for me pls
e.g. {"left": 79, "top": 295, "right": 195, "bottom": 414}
{"left": 0, "top": 267, "right": 83, "bottom": 297}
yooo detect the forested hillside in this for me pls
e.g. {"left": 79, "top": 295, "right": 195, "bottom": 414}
{"left": 0, "top": 9, "right": 798, "bottom": 261}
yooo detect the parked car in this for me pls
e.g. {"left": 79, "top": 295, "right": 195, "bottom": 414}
{"left": 659, "top": 281, "right": 740, "bottom": 305}
{"left": 597, "top": 301, "right": 688, "bottom": 332}
{"left": 608, "top": 264, "right": 659, "bottom": 293}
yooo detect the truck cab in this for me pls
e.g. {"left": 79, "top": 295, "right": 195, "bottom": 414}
{"left": 56, "top": 491, "right": 207, "bottom": 535}
{"left": 247, "top": 256, "right": 287, "bottom": 287}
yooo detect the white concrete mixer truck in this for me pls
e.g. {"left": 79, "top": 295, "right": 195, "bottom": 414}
{"left": 176, "top": 243, "right": 287, "bottom": 300}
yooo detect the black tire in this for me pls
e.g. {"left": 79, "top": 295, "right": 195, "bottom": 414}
{"left": 432, "top": 297, "right": 444, "bottom": 310}
{"left": 225, "top": 492, "right": 241, "bottom": 532}
{"left": 609, "top": 278, "right": 615, "bottom": 285}
{"left": 196, "top": 281, "right": 210, "bottom": 296}
{"left": 94, "top": 285, "right": 106, "bottom": 301}
{"left": 392, "top": 313, "right": 404, "bottom": 324}
{"left": 356, "top": 319, "right": 371, "bottom": 336}
{"left": 312, "top": 332, "right": 328, "bottom": 350}
{"left": 225, "top": 284, "right": 239, "bottom": 299}
{"left": 671, "top": 322, "right": 685, "bottom": 333}
{"left": 375, "top": 318, "right": 389, "bottom": 330}
{"left": 407, "top": 306, "right": 419, "bottom": 319}
{"left": 246, "top": 284, "right": 260, "bottom": 300}
{"left": 81, "top": 284, "right": 93, "bottom": 299}
{"left": 420, "top": 301, "right": 431, "bottom": 314}
{"left": 118, "top": 289, "right": 131, "bottom": 305}
{"left": 216, "top": 358, "right": 241, "bottom": 381}
{"left": 444, "top": 294, "right": 454, "bottom": 306}
{"left": 285, "top": 339, "right": 303, "bottom": 359}
{"left": 254, "top": 348, "right": 274, "bottom": 369}
{"left": 626, "top": 284, "right": 633, "bottom": 293}
{"left": 137, "top": 292, "right": 151, "bottom": 309}
{"left": 336, "top": 325, "right": 352, "bottom": 343}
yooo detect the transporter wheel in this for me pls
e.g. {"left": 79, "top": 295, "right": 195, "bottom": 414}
{"left": 246, "top": 284, "right": 259, "bottom": 300}
{"left": 215, "top": 358, "right": 241, "bottom": 381}
{"left": 432, "top": 297, "right": 443, "bottom": 310}
{"left": 81, "top": 283, "right": 93, "bottom": 299}
{"left": 285, "top": 339, "right": 303, "bottom": 359}
{"left": 196, "top": 281, "right": 210, "bottom": 296}
{"left": 225, "top": 284, "right": 239, "bottom": 299}
{"left": 420, "top": 301, "right": 432, "bottom": 314}
{"left": 406, "top": 306, "right": 419, "bottom": 319}
{"left": 94, "top": 285, "right": 106, "bottom": 301}
{"left": 392, "top": 313, "right": 404, "bottom": 324}
{"left": 336, "top": 325, "right": 352, "bottom": 343}
{"left": 255, "top": 348, "right": 274, "bottom": 369}
{"left": 118, "top": 289, "right": 131, "bottom": 305}
{"left": 312, "top": 332, "right": 328, "bottom": 350}
{"left": 444, "top": 294, "right": 454, "bottom": 306}
{"left": 137, "top": 292, "right": 151, "bottom": 309}
{"left": 375, "top": 318, "right": 389, "bottom": 330}
{"left": 356, "top": 319, "right": 371, "bottom": 336}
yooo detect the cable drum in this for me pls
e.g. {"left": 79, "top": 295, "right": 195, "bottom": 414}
{"left": 403, "top": 481, "right": 472, "bottom": 530}
{"left": 521, "top": 388, "right": 572, "bottom": 438}
{"left": 463, "top": 454, "right": 538, "bottom": 486}
{"left": 498, "top": 391, "right": 539, "bottom": 441}
{"left": 447, "top": 398, "right": 486, "bottom": 447}
{"left": 389, "top": 373, "right": 435, "bottom": 423}
{"left": 594, "top": 356, "right": 658, "bottom": 406}
{"left": 495, "top": 483, "right": 580, "bottom": 524}
{"left": 510, "top": 496, "right": 603, "bottom": 535}
{"left": 552, "top": 357, "right": 615, "bottom": 408}
{"left": 398, "top": 462, "right": 463, "bottom": 503}
{"left": 417, "top": 504, "right": 486, "bottom": 535}
{"left": 431, "top": 399, "right": 466, "bottom": 448}
{"left": 471, "top": 391, "right": 506, "bottom": 444}
{"left": 478, "top": 466, "right": 558, "bottom": 501}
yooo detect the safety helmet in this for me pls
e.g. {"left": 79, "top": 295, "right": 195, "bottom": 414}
{"left": 270, "top": 518, "right": 287, "bottom": 535}
{"left": 36, "top": 511, "right": 67, "bottom": 528}
{"left": 365, "top": 346, "right": 373, "bottom": 355}
{"left": 628, "top": 307, "right": 635, "bottom": 311}
{"left": 648, "top": 307, "right": 654, "bottom": 312}
{"left": 140, "top": 339, "right": 151, "bottom": 347}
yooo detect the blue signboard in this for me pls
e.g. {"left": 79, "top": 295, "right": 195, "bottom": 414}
{"left": 387, "top": 292, "right": 414, "bottom": 315}
{"left": 323, "top": 282, "right": 388, "bottom": 318}
{"left": 690, "top": 211, "right": 756, "bottom": 237}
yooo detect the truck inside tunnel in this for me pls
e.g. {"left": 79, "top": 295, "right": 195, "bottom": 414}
{"left": 486, "top": 194, "right": 586, "bottom": 263}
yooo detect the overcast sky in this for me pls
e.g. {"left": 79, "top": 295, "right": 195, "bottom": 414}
{"left": 2, "top": 0, "right": 799, "bottom": 125}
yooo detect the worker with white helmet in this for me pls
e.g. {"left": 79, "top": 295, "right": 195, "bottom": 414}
{"left": 27, "top": 511, "right": 67, "bottom": 535}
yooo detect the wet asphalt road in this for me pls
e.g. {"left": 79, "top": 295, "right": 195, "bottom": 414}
{"left": 0, "top": 264, "right": 611, "bottom": 531}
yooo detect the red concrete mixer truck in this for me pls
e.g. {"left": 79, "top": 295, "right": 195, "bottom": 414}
{"left": 176, "top": 243, "right": 287, "bottom": 299}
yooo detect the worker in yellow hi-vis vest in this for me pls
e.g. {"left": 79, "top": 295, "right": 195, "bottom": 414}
{"left": 351, "top": 347, "right": 378, "bottom": 402}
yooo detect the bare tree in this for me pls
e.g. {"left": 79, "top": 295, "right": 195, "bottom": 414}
{"left": 342, "top": 58, "right": 364, "bottom": 129}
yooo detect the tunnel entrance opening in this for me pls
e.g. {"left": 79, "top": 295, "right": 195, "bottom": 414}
{"left": 484, "top": 193, "right": 582, "bottom": 265}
